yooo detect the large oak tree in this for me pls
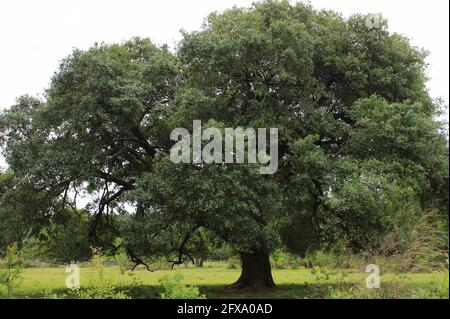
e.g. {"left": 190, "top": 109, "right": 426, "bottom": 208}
{"left": 1, "top": 1, "right": 448, "bottom": 289}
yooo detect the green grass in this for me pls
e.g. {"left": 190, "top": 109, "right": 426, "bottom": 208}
{"left": 10, "top": 264, "right": 448, "bottom": 299}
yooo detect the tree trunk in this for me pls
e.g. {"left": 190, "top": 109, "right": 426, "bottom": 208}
{"left": 195, "top": 257, "right": 204, "bottom": 267}
{"left": 228, "top": 249, "right": 276, "bottom": 290}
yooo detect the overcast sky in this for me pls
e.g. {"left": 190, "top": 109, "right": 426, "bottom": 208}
{"left": 0, "top": 0, "right": 448, "bottom": 111}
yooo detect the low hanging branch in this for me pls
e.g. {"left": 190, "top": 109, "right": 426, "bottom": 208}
{"left": 89, "top": 185, "right": 127, "bottom": 243}
{"left": 126, "top": 247, "right": 153, "bottom": 272}
{"left": 170, "top": 231, "right": 196, "bottom": 269}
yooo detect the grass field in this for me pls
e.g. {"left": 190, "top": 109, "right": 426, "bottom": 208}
{"left": 11, "top": 264, "right": 448, "bottom": 299}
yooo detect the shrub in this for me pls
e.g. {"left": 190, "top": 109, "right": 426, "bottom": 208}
{"left": 361, "top": 211, "right": 449, "bottom": 273}
{"left": 0, "top": 243, "right": 24, "bottom": 298}
{"left": 159, "top": 274, "right": 205, "bottom": 299}
{"left": 69, "top": 254, "right": 130, "bottom": 299}
{"left": 303, "top": 251, "right": 341, "bottom": 269}
{"left": 72, "top": 286, "right": 129, "bottom": 299}
{"left": 270, "top": 250, "right": 301, "bottom": 269}
{"left": 114, "top": 251, "right": 135, "bottom": 273}
{"left": 310, "top": 266, "right": 352, "bottom": 298}
{"left": 399, "top": 212, "right": 448, "bottom": 272}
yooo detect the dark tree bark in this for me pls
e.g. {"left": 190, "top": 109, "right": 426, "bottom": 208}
{"left": 228, "top": 249, "right": 276, "bottom": 290}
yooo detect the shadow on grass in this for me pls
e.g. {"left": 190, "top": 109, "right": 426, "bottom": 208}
{"left": 200, "top": 284, "right": 320, "bottom": 299}
{"left": 12, "top": 283, "right": 326, "bottom": 299}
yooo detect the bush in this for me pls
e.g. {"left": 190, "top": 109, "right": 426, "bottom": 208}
{"left": 310, "top": 266, "right": 353, "bottom": 298}
{"left": 0, "top": 243, "right": 24, "bottom": 298}
{"left": 159, "top": 274, "right": 205, "bottom": 299}
{"left": 399, "top": 212, "right": 448, "bottom": 272}
{"left": 114, "top": 251, "right": 135, "bottom": 272}
{"left": 68, "top": 254, "right": 130, "bottom": 299}
{"left": 271, "top": 250, "right": 301, "bottom": 269}
{"left": 72, "top": 286, "right": 129, "bottom": 299}
{"left": 302, "top": 251, "right": 341, "bottom": 269}
{"left": 361, "top": 211, "right": 449, "bottom": 273}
